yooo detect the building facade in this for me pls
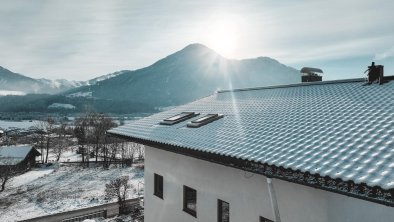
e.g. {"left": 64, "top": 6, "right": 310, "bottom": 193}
{"left": 144, "top": 146, "right": 394, "bottom": 222}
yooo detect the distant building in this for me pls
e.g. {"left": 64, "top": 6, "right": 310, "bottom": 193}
{"left": 108, "top": 77, "right": 394, "bottom": 222}
{"left": 0, "top": 145, "right": 41, "bottom": 171}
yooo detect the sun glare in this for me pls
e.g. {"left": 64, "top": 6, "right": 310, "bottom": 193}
{"left": 205, "top": 19, "right": 239, "bottom": 57}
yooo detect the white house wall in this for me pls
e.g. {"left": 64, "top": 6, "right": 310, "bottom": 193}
{"left": 144, "top": 146, "right": 394, "bottom": 222}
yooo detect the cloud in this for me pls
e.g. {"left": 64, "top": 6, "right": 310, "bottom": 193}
{"left": 375, "top": 46, "right": 394, "bottom": 60}
{"left": 0, "top": 0, "right": 393, "bottom": 80}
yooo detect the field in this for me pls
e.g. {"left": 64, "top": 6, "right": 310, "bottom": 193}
{"left": 0, "top": 120, "right": 44, "bottom": 130}
{"left": 0, "top": 164, "right": 143, "bottom": 222}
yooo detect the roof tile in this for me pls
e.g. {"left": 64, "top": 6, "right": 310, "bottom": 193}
{"left": 109, "top": 80, "right": 394, "bottom": 189}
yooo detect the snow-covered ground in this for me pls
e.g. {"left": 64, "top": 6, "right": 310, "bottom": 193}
{"left": 0, "top": 120, "right": 44, "bottom": 130}
{"left": 0, "top": 164, "right": 143, "bottom": 222}
{"left": 9, "top": 166, "right": 55, "bottom": 188}
{"left": 82, "top": 215, "right": 136, "bottom": 222}
{"left": 43, "top": 147, "right": 83, "bottom": 162}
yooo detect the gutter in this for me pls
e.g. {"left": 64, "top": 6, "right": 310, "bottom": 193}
{"left": 267, "top": 178, "right": 281, "bottom": 222}
{"left": 106, "top": 131, "right": 394, "bottom": 207}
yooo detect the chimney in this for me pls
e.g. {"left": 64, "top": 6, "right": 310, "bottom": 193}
{"left": 301, "top": 67, "right": 323, "bottom": 82}
{"left": 366, "top": 62, "right": 384, "bottom": 84}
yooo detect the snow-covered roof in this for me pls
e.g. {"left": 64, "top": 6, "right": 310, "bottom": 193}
{"left": 108, "top": 78, "right": 394, "bottom": 190}
{"left": 0, "top": 145, "right": 34, "bottom": 165}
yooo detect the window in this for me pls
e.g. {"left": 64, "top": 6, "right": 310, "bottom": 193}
{"left": 160, "top": 112, "right": 199, "bottom": 125}
{"left": 218, "top": 199, "right": 230, "bottom": 222}
{"left": 187, "top": 114, "right": 224, "bottom": 128}
{"left": 260, "top": 216, "right": 273, "bottom": 222}
{"left": 183, "top": 186, "right": 197, "bottom": 217}
{"left": 154, "top": 173, "right": 163, "bottom": 199}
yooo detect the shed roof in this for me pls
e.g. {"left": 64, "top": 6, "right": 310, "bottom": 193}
{"left": 108, "top": 78, "right": 394, "bottom": 191}
{"left": 0, "top": 145, "right": 38, "bottom": 165}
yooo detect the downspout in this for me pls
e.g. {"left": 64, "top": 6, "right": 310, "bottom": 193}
{"left": 267, "top": 177, "right": 281, "bottom": 222}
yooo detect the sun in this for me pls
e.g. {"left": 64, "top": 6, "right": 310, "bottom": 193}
{"left": 205, "top": 19, "right": 239, "bottom": 57}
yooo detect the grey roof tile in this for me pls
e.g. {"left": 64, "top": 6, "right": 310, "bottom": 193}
{"left": 108, "top": 79, "right": 394, "bottom": 190}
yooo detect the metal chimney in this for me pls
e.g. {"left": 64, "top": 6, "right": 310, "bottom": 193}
{"left": 300, "top": 67, "right": 323, "bottom": 82}
{"left": 366, "top": 62, "right": 384, "bottom": 84}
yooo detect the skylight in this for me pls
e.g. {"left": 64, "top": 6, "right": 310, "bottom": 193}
{"left": 187, "top": 114, "right": 224, "bottom": 128}
{"left": 160, "top": 112, "right": 199, "bottom": 125}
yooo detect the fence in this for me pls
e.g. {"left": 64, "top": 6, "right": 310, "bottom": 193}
{"left": 20, "top": 198, "right": 140, "bottom": 222}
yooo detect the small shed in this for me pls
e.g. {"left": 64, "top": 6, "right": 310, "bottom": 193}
{"left": 0, "top": 145, "right": 41, "bottom": 171}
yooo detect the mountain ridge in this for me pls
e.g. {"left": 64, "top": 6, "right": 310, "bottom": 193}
{"left": 0, "top": 43, "right": 301, "bottom": 113}
{"left": 0, "top": 66, "right": 130, "bottom": 95}
{"left": 63, "top": 43, "right": 300, "bottom": 107}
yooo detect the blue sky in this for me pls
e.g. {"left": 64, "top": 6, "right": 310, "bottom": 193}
{"left": 0, "top": 0, "right": 393, "bottom": 80}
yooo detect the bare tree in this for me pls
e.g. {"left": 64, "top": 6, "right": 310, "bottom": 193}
{"left": 34, "top": 117, "right": 55, "bottom": 163}
{"left": 105, "top": 176, "right": 133, "bottom": 213}
{"left": 74, "top": 115, "right": 89, "bottom": 164}
{"left": 92, "top": 113, "right": 116, "bottom": 163}
{"left": 31, "top": 125, "right": 46, "bottom": 163}
{"left": 52, "top": 122, "right": 73, "bottom": 162}
{"left": 52, "top": 137, "right": 72, "bottom": 162}
{"left": 44, "top": 117, "right": 55, "bottom": 163}
{"left": 135, "top": 144, "right": 145, "bottom": 160}
{"left": 0, "top": 161, "right": 16, "bottom": 192}
{"left": 74, "top": 112, "right": 117, "bottom": 166}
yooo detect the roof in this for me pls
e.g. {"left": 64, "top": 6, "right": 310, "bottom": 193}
{"left": 108, "top": 78, "right": 394, "bottom": 191}
{"left": 0, "top": 145, "right": 38, "bottom": 165}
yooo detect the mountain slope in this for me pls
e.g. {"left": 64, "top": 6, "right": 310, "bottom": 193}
{"left": 0, "top": 44, "right": 301, "bottom": 113}
{"left": 0, "top": 66, "right": 85, "bottom": 95}
{"left": 65, "top": 44, "right": 300, "bottom": 107}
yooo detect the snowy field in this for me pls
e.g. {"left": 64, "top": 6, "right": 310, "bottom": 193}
{"left": 0, "top": 120, "right": 44, "bottom": 130}
{"left": 0, "top": 164, "right": 143, "bottom": 222}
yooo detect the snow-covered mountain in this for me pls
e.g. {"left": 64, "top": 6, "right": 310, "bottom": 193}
{"left": 0, "top": 66, "right": 86, "bottom": 95}
{"left": 65, "top": 43, "right": 301, "bottom": 108}
{"left": 0, "top": 67, "right": 124, "bottom": 95}
{"left": 0, "top": 43, "right": 301, "bottom": 113}
{"left": 86, "top": 70, "right": 126, "bottom": 85}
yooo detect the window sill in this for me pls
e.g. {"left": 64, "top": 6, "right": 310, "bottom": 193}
{"left": 183, "top": 208, "right": 197, "bottom": 218}
{"left": 153, "top": 193, "right": 163, "bottom": 199}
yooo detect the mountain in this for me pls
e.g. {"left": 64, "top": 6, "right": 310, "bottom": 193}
{"left": 0, "top": 65, "right": 129, "bottom": 96}
{"left": 64, "top": 43, "right": 300, "bottom": 108}
{"left": 0, "top": 66, "right": 86, "bottom": 95}
{"left": 0, "top": 44, "right": 301, "bottom": 113}
{"left": 86, "top": 70, "right": 127, "bottom": 85}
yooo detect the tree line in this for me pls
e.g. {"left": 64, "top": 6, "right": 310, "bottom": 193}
{"left": 0, "top": 111, "right": 145, "bottom": 192}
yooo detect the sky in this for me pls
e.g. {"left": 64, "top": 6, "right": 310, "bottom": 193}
{"left": 1, "top": 0, "right": 393, "bottom": 81}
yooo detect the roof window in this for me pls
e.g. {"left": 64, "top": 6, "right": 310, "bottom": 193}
{"left": 160, "top": 112, "right": 199, "bottom": 125}
{"left": 187, "top": 114, "right": 224, "bottom": 128}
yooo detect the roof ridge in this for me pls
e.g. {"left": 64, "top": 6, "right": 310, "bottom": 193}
{"left": 216, "top": 78, "right": 366, "bottom": 93}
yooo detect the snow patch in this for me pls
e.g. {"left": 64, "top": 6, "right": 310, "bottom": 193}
{"left": 0, "top": 90, "right": 26, "bottom": 96}
{"left": 10, "top": 167, "right": 55, "bottom": 188}
{"left": 48, "top": 103, "right": 76, "bottom": 109}
{"left": 67, "top": 91, "right": 93, "bottom": 98}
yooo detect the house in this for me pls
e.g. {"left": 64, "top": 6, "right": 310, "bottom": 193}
{"left": 107, "top": 76, "right": 394, "bottom": 222}
{"left": 0, "top": 145, "right": 41, "bottom": 171}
